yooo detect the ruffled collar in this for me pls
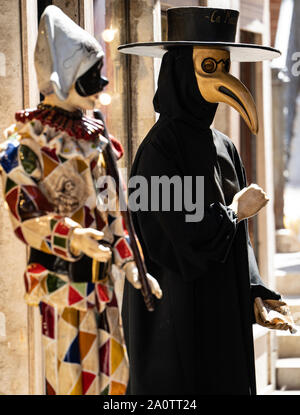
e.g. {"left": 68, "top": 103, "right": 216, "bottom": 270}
{"left": 15, "top": 103, "right": 104, "bottom": 142}
{"left": 15, "top": 104, "right": 124, "bottom": 160}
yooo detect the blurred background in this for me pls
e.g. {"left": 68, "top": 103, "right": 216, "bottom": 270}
{"left": 0, "top": 0, "right": 300, "bottom": 395}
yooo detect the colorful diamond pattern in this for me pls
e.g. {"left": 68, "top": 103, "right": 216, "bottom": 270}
{"left": 96, "top": 283, "right": 110, "bottom": 303}
{"left": 5, "top": 177, "right": 17, "bottom": 193}
{"left": 0, "top": 141, "right": 19, "bottom": 173}
{"left": 6, "top": 187, "right": 19, "bottom": 220}
{"left": 82, "top": 371, "right": 96, "bottom": 395}
{"left": 46, "top": 273, "right": 66, "bottom": 293}
{"left": 114, "top": 237, "right": 133, "bottom": 259}
{"left": 99, "top": 340, "right": 110, "bottom": 377}
{"left": 64, "top": 335, "right": 80, "bottom": 364}
{"left": 68, "top": 286, "right": 84, "bottom": 306}
{"left": 40, "top": 302, "right": 55, "bottom": 339}
{"left": 79, "top": 331, "right": 96, "bottom": 360}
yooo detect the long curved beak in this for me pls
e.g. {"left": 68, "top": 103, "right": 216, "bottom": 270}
{"left": 195, "top": 71, "right": 259, "bottom": 135}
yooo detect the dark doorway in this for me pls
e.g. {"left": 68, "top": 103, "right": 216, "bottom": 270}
{"left": 240, "top": 30, "right": 259, "bottom": 258}
{"left": 37, "top": 1, "right": 52, "bottom": 102}
{"left": 38, "top": 0, "right": 52, "bottom": 22}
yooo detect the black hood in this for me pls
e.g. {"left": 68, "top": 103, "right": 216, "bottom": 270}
{"left": 150, "top": 47, "right": 229, "bottom": 210}
{"left": 153, "top": 47, "right": 218, "bottom": 128}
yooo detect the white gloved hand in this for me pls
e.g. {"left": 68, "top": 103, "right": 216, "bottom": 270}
{"left": 70, "top": 227, "right": 112, "bottom": 262}
{"left": 123, "top": 261, "right": 162, "bottom": 299}
{"left": 229, "top": 183, "right": 269, "bottom": 222}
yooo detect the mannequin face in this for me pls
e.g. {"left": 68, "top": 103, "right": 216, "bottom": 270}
{"left": 65, "top": 84, "right": 100, "bottom": 110}
{"left": 42, "top": 86, "right": 100, "bottom": 111}
{"left": 75, "top": 58, "right": 108, "bottom": 99}
{"left": 193, "top": 47, "right": 258, "bottom": 134}
{"left": 43, "top": 57, "right": 108, "bottom": 112}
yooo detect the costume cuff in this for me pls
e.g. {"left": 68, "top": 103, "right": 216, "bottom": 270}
{"left": 251, "top": 284, "right": 281, "bottom": 302}
{"left": 113, "top": 235, "right": 134, "bottom": 268}
{"left": 50, "top": 216, "right": 83, "bottom": 261}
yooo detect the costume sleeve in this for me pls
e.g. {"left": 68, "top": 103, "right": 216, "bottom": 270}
{"left": 99, "top": 193, "right": 135, "bottom": 268}
{"left": 92, "top": 151, "right": 134, "bottom": 268}
{"left": 108, "top": 211, "right": 134, "bottom": 268}
{"left": 131, "top": 141, "right": 239, "bottom": 281}
{"left": 0, "top": 134, "right": 82, "bottom": 261}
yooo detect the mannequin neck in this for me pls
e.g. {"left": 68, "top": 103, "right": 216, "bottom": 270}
{"left": 42, "top": 94, "right": 77, "bottom": 112}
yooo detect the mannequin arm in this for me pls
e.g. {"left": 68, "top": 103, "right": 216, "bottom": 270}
{"left": 0, "top": 136, "right": 82, "bottom": 261}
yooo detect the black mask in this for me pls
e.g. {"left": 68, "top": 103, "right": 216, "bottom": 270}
{"left": 75, "top": 59, "right": 109, "bottom": 97}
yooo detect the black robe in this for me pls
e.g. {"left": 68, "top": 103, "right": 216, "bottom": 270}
{"left": 122, "top": 47, "right": 280, "bottom": 395}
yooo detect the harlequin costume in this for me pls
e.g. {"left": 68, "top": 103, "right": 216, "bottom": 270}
{"left": 0, "top": 6, "right": 134, "bottom": 395}
{"left": 0, "top": 102, "right": 133, "bottom": 395}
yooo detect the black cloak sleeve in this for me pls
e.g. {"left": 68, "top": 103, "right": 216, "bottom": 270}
{"left": 247, "top": 232, "right": 281, "bottom": 298}
{"left": 228, "top": 140, "right": 281, "bottom": 307}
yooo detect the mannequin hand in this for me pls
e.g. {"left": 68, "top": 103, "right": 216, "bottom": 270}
{"left": 254, "top": 297, "right": 297, "bottom": 333}
{"left": 70, "top": 228, "right": 111, "bottom": 262}
{"left": 229, "top": 184, "right": 269, "bottom": 222}
{"left": 123, "top": 261, "right": 162, "bottom": 299}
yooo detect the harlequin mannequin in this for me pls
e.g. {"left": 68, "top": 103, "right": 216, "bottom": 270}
{"left": 119, "top": 7, "right": 294, "bottom": 395}
{"left": 0, "top": 6, "right": 161, "bottom": 395}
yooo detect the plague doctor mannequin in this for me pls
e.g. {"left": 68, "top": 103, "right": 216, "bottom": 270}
{"left": 0, "top": 6, "right": 161, "bottom": 395}
{"left": 119, "top": 7, "right": 295, "bottom": 395}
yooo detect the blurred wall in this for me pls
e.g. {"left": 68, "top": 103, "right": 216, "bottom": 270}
{"left": 0, "top": 0, "right": 29, "bottom": 395}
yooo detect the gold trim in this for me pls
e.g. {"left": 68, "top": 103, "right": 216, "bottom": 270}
{"left": 92, "top": 259, "right": 100, "bottom": 283}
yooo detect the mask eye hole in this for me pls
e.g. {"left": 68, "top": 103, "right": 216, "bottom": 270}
{"left": 201, "top": 58, "right": 217, "bottom": 73}
{"left": 224, "top": 59, "right": 230, "bottom": 72}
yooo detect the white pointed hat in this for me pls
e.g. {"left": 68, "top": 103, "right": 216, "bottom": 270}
{"left": 34, "top": 5, "right": 104, "bottom": 101}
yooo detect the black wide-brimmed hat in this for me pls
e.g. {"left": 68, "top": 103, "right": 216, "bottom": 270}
{"left": 118, "top": 7, "right": 280, "bottom": 62}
